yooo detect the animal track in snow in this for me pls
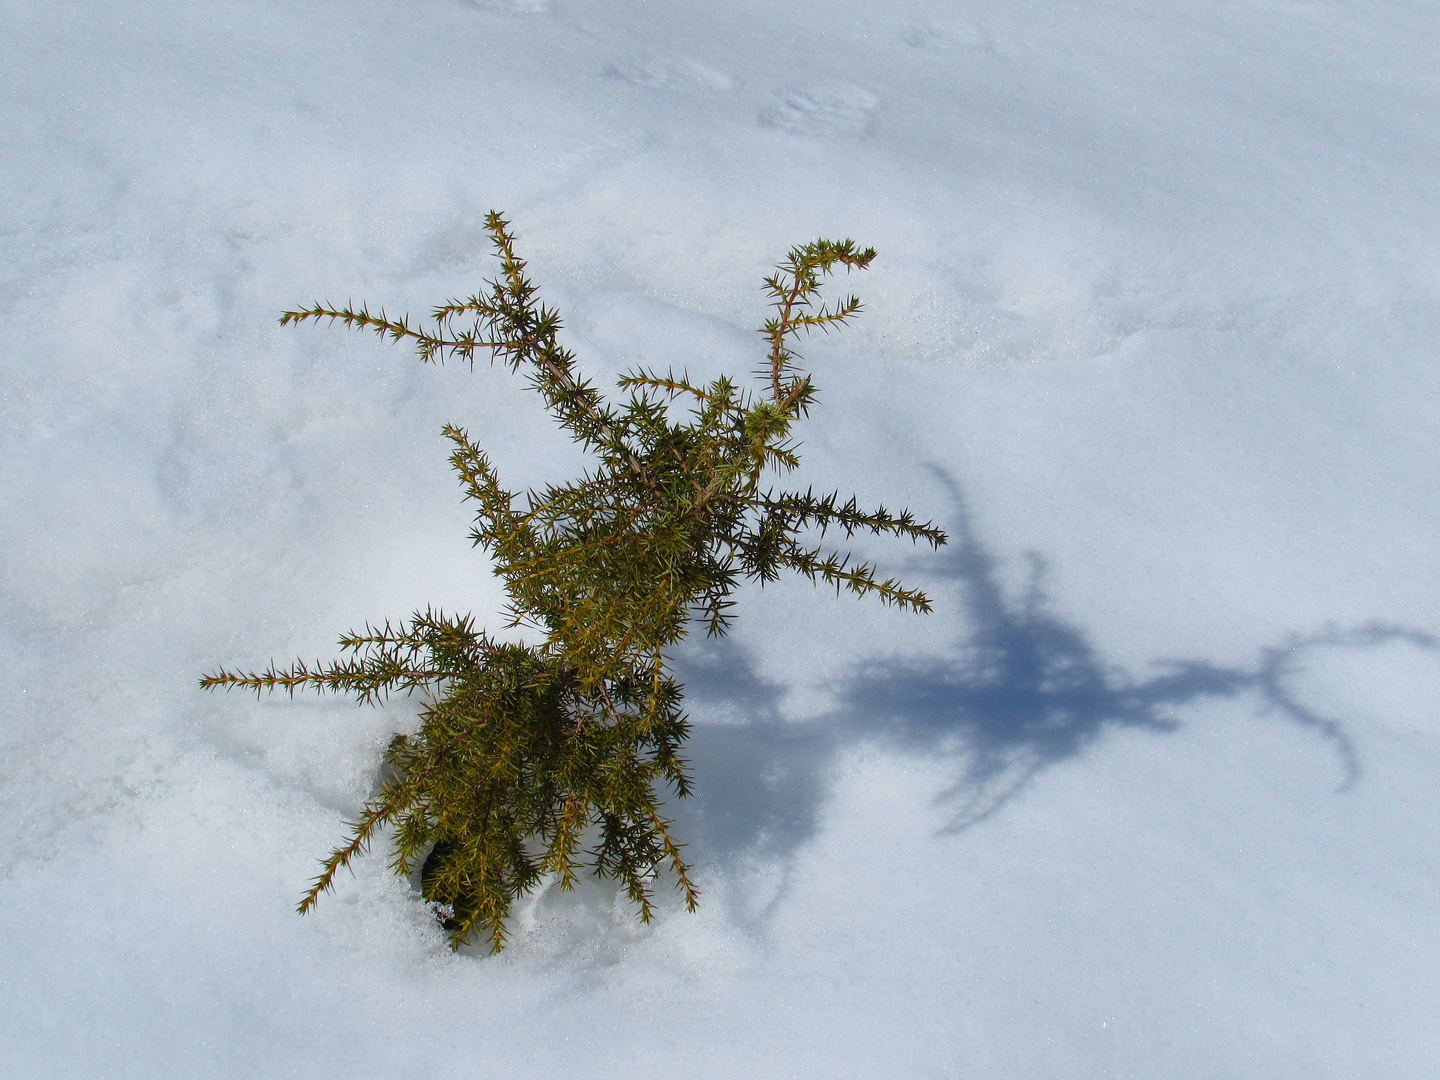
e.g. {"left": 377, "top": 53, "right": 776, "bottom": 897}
{"left": 759, "top": 83, "right": 878, "bottom": 136}
{"left": 605, "top": 56, "right": 736, "bottom": 94}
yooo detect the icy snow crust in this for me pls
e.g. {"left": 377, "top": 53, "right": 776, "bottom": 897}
{"left": 2, "top": 0, "right": 1438, "bottom": 1075}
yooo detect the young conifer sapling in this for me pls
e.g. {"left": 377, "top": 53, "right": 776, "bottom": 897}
{"left": 202, "top": 213, "right": 946, "bottom": 951}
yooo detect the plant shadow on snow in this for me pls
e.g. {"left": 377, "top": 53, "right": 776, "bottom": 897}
{"left": 672, "top": 468, "right": 1436, "bottom": 890}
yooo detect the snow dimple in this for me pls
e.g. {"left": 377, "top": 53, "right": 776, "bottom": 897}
{"left": 905, "top": 20, "right": 990, "bottom": 52}
{"left": 1249, "top": 0, "right": 1339, "bottom": 23}
{"left": 605, "top": 56, "right": 736, "bottom": 95}
{"left": 4, "top": 0, "right": 1439, "bottom": 1073}
{"left": 463, "top": 0, "right": 549, "bottom": 13}
{"left": 759, "top": 83, "right": 878, "bottom": 136}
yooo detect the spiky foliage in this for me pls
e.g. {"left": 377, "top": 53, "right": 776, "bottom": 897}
{"left": 202, "top": 212, "right": 946, "bottom": 951}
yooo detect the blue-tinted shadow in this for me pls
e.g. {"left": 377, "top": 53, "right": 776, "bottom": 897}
{"left": 674, "top": 469, "right": 1435, "bottom": 864}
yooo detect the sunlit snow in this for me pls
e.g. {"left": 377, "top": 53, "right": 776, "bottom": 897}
{"left": 2, "top": 1, "right": 1438, "bottom": 1076}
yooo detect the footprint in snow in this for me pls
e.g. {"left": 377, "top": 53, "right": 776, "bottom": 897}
{"left": 759, "top": 83, "right": 878, "bottom": 136}
{"left": 605, "top": 56, "right": 736, "bottom": 94}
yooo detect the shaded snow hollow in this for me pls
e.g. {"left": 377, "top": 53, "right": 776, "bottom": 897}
{"left": 2, "top": 0, "right": 1438, "bottom": 1076}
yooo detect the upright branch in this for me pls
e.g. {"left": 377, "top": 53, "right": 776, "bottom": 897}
{"left": 203, "top": 214, "right": 943, "bottom": 951}
{"left": 760, "top": 238, "right": 876, "bottom": 402}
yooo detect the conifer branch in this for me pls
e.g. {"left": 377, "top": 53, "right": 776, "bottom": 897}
{"left": 297, "top": 795, "right": 399, "bottom": 914}
{"left": 206, "top": 214, "right": 940, "bottom": 950}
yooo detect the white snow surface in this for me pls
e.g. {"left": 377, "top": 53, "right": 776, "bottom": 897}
{"left": 2, "top": 0, "right": 1438, "bottom": 1075}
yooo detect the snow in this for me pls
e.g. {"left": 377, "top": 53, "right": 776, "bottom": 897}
{"left": 2, "top": 0, "right": 1438, "bottom": 1075}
